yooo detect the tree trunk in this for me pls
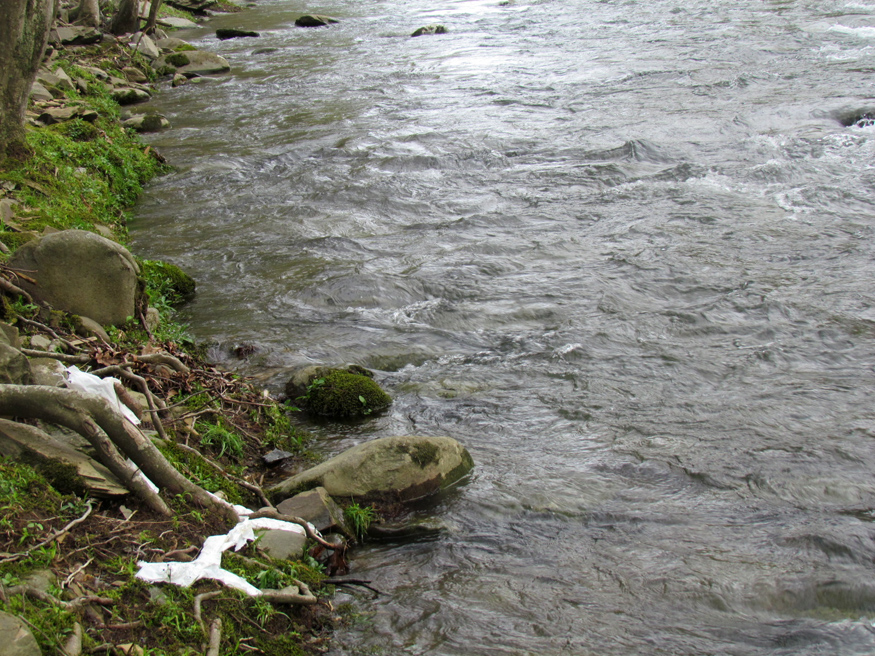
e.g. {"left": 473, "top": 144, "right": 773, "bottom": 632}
{"left": 109, "top": 0, "right": 139, "bottom": 35}
{"left": 74, "top": 0, "right": 100, "bottom": 28}
{"left": 0, "top": 385, "right": 240, "bottom": 523}
{"left": 0, "top": 0, "right": 55, "bottom": 160}
{"left": 144, "top": 0, "right": 162, "bottom": 34}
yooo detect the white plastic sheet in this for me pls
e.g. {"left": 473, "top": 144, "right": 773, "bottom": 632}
{"left": 65, "top": 365, "right": 141, "bottom": 425}
{"left": 135, "top": 517, "right": 309, "bottom": 596}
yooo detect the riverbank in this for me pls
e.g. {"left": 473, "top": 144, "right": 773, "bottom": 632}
{"left": 0, "top": 3, "right": 345, "bottom": 654}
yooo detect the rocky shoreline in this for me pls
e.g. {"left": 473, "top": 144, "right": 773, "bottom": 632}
{"left": 0, "top": 2, "right": 469, "bottom": 654}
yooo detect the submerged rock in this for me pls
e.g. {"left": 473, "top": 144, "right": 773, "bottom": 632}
{"left": 295, "top": 15, "right": 339, "bottom": 27}
{"left": 216, "top": 28, "right": 260, "bottom": 40}
{"left": 411, "top": 24, "right": 447, "bottom": 37}
{"left": 268, "top": 435, "right": 474, "bottom": 503}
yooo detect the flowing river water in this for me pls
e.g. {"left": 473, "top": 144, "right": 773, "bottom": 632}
{"left": 130, "top": 0, "right": 875, "bottom": 653}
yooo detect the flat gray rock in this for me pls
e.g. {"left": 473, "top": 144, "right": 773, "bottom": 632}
{"left": 157, "top": 16, "right": 199, "bottom": 29}
{"left": 175, "top": 51, "right": 231, "bottom": 77}
{"left": 0, "top": 611, "right": 41, "bottom": 656}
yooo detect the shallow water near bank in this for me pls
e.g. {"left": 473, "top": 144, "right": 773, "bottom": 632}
{"left": 132, "top": 0, "right": 875, "bottom": 653}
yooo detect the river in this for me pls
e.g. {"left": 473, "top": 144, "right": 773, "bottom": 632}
{"left": 131, "top": 0, "right": 875, "bottom": 653}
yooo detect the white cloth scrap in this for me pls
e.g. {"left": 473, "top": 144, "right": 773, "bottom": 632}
{"left": 136, "top": 517, "right": 310, "bottom": 596}
{"left": 65, "top": 365, "right": 141, "bottom": 425}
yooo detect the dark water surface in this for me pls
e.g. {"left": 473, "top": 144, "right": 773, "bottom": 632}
{"left": 132, "top": 0, "right": 875, "bottom": 653}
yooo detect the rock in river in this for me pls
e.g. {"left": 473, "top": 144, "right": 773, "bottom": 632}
{"left": 267, "top": 435, "right": 474, "bottom": 503}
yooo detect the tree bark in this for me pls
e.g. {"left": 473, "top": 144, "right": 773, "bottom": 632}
{"left": 74, "top": 0, "right": 100, "bottom": 28}
{"left": 0, "top": 385, "right": 240, "bottom": 523}
{"left": 144, "top": 0, "right": 162, "bottom": 34}
{"left": 109, "top": 0, "right": 139, "bottom": 35}
{"left": 0, "top": 0, "right": 55, "bottom": 160}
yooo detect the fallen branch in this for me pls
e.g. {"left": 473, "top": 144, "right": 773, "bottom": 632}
{"left": 194, "top": 590, "right": 223, "bottom": 633}
{"left": 19, "top": 348, "right": 91, "bottom": 364}
{"left": 6, "top": 585, "right": 113, "bottom": 610}
{"left": 248, "top": 507, "right": 342, "bottom": 551}
{"left": 0, "top": 385, "right": 238, "bottom": 523}
{"left": 259, "top": 585, "right": 317, "bottom": 606}
{"left": 0, "top": 276, "right": 33, "bottom": 304}
{"left": 162, "top": 440, "right": 272, "bottom": 508}
{"left": 324, "top": 578, "right": 383, "bottom": 597}
{"left": 206, "top": 618, "right": 222, "bottom": 656}
{"left": 135, "top": 352, "right": 190, "bottom": 373}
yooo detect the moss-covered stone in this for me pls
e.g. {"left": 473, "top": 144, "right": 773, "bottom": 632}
{"left": 165, "top": 52, "right": 191, "bottom": 67}
{"left": 138, "top": 258, "right": 196, "bottom": 307}
{"left": 303, "top": 369, "right": 391, "bottom": 419}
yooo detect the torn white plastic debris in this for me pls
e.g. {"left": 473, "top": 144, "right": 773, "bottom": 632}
{"left": 65, "top": 365, "right": 141, "bottom": 425}
{"left": 135, "top": 517, "right": 310, "bottom": 596}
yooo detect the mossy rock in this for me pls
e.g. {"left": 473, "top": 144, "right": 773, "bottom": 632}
{"left": 165, "top": 52, "right": 191, "bottom": 68}
{"left": 0, "top": 232, "right": 37, "bottom": 252}
{"left": 138, "top": 258, "right": 196, "bottom": 304}
{"left": 300, "top": 368, "right": 391, "bottom": 419}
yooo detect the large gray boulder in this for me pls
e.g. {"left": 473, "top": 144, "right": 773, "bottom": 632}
{"left": 268, "top": 435, "right": 474, "bottom": 503}
{"left": 0, "top": 610, "right": 41, "bottom": 656}
{"left": 8, "top": 230, "right": 141, "bottom": 327}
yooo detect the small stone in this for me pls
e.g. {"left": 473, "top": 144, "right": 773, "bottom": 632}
{"left": 263, "top": 448, "right": 294, "bottom": 465}
{"left": 52, "top": 66, "right": 76, "bottom": 91}
{"left": 28, "top": 334, "right": 53, "bottom": 351}
{"left": 145, "top": 307, "right": 160, "bottom": 331}
{"left": 172, "top": 74, "right": 188, "bottom": 87}
{"left": 29, "top": 81, "right": 53, "bottom": 102}
{"left": 74, "top": 315, "right": 110, "bottom": 342}
{"left": 175, "top": 51, "right": 231, "bottom": 77}
{"left": 29, "top": 357, "right": 67, "bottom": 386}
{"left": 255, "top": 528, "right": 307, "bottom": 560}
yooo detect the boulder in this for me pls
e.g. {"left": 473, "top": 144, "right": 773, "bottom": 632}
{"left": 216, "top": 28, "right": 260, "bottom": 40}
{"left": 113, "top": 87, "right": 151, "bottom": 104}
{"left": 0, "top": 419, "right": 128, "bottom": 497}
{"left": 8, "top": 230, "right": 141, "bottom": 327}
{"left": 295, "top": 15, "right": 338, "bottom": 27}
{"left": 122, "top": 113, "right": 170, "bottom": 132}
{"left": 50, "top": 26, "right": 102, "bottom": 45}
{"left": 0, "top": 611, "right": 41, "bottom": 656}
{"left": 268, "top": 435, "right": 474, "bottom": 503}
{"left": 284, "top": 364, "right": 391, "bottom": 418}
{"left": 37, "top": 106, "right": 78, "bottom": 125}
{"left": 122, "top": 66, "right": 149, "bottom": 83}
{"left": 411, "top": 24, "right": 447, "bottom": 37}
{"left": 276, "top": 486, "right": 353, "bottom": 538}
{"left": 174, "top": 51, "right": 231, "bottom": 77}
{"left": 125, "top": 33, "right": 161, "bottom": 60}
{"left": 29, "top": 81, "right": 53, "bottom": 102}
